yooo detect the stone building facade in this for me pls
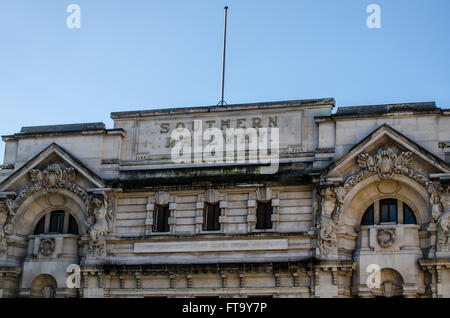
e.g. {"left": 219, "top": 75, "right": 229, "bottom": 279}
{"left": 0, "top": 98, "right": 449, "bottom": 298}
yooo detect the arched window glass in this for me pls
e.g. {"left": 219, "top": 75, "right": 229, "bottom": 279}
{"left": 361, "top": 204, "right": 374, "bottom": 225}
{"left": 403, "top": 203, "right": 417, "bottom": 224}
{"left": 34, "top": 217, "right": 45, "bottom": 235}
{"left": 49, "top": 210, "right": 65, "bottom": 233}
{"left": 360, "top": 199, "right": 417, "bottom": 226}
{"left": 68, "top": 214, "right": 79, "bottom": 234}
{"left": 34, "top": 211, "right": 79, "bottom": 235}
{"left": 380, "top": 199, "right": 397, "bottom": 223}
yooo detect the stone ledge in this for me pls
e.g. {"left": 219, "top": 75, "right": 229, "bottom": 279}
{"left": 134, "top": 238, "right": 289, "bottom": 254}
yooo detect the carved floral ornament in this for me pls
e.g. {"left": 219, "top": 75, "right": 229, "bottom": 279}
{"left": 344, "top": 147, "right": 431, "bottom": 191}
{"left": 39, "top": 238, "right": 56, "bottom": 256}
{"left": 316, "top": 146, "right": 447, "bottom": 256}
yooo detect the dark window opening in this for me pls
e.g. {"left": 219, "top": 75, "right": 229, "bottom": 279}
{"left": 153, "top": 204, "right": 170, "bottom": 232}
{"left": 34, "top": 211, "right": 79, "bottom": 235}
{"left": 34, "top": 217, "right": 45, "bottom": 235}
{"left": 403, "top": 203, "right": 417, "bottom": 225}
{"left": 256, "top": 201, "right": 273, "bottom": 230}
{"left": 380, "top": 199, "right": 398, "bottom": 223}
{"left": 361, "top": 204, "right": 374, "bottom": 225}
{"left": 68, "top": 214, "right": 79, "bottom": 234}
{"left": 203, "top": 203, "right": 220, "bottom": 231}
{"left": 49, "top": 210, "right": 65, "bottom": 233}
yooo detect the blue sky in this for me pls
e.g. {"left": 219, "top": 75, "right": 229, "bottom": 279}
{"left": 0, "top": 0, "right": 449, "bottom": 163}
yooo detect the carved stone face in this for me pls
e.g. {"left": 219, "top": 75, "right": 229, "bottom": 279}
{"left": 323, "top": 199, "right": 336, "bottom": 216}
{"left": 92, "top": 198, "right": 106, "bottom": 218}
{"left": 93, "top": 197, "right": 103, "bottom": 209}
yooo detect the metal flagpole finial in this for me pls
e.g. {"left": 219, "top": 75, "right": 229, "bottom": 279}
{"left": 218, "top": 6, "right": 229, "bottom": 106}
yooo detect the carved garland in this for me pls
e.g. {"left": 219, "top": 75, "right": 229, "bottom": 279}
{"left": 343, "top": 147, "right": 434, "bottom": 192}
{"left": 377, "top": 229, "right": 396, "bottom": 248}
{"left": 316, "top": 146, "right": 446, "bottom": 256}
{"left": 39, "top": 238, "right": 56, "bottom": 256}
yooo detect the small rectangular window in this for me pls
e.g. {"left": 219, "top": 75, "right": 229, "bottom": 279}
{"left": 256, "top": 202, "right": 273, "bottom": 229}
{"left": 49, "top": 211, "right": 65, "bottom": 233}
{"left": 203, "top": 203, "right": 220, "bottom": 231}
{"left": 153, "top": 205, "right": 170, "bottom": 232}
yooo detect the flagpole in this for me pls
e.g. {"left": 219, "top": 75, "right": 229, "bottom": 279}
{"left": 219, "top": 6, "right": 228, "bottom": 106}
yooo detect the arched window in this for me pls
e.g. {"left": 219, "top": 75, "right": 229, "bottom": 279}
{"left": 68, "top": 214, "right": 79, "bottom": 234}
{"left": 361, "top": 204, "right": 374, "bottom": 225}
{"left": 360, "top": 199, "right": 417, "bottom": 225}
{"left": 34, "top": 211, "right": 79, "bottom": 235}
{"left": 403, "top": 203, "right": 417, "bottom": 225}
{"left": 34, "top": 217, "right": 45, "bottom": 235}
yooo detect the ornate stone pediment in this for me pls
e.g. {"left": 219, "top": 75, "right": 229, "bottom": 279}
{"left": 0, "top": 144, "right": 111, "bottom": 260}
{"left": 1, "top": 163, "right": 90, "bottom": 221}
{"left": 0, "top": 143, "right": 105, "bottom": 194}
{"left": 323, "top": 124, "right": 449, "bottom": 183}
